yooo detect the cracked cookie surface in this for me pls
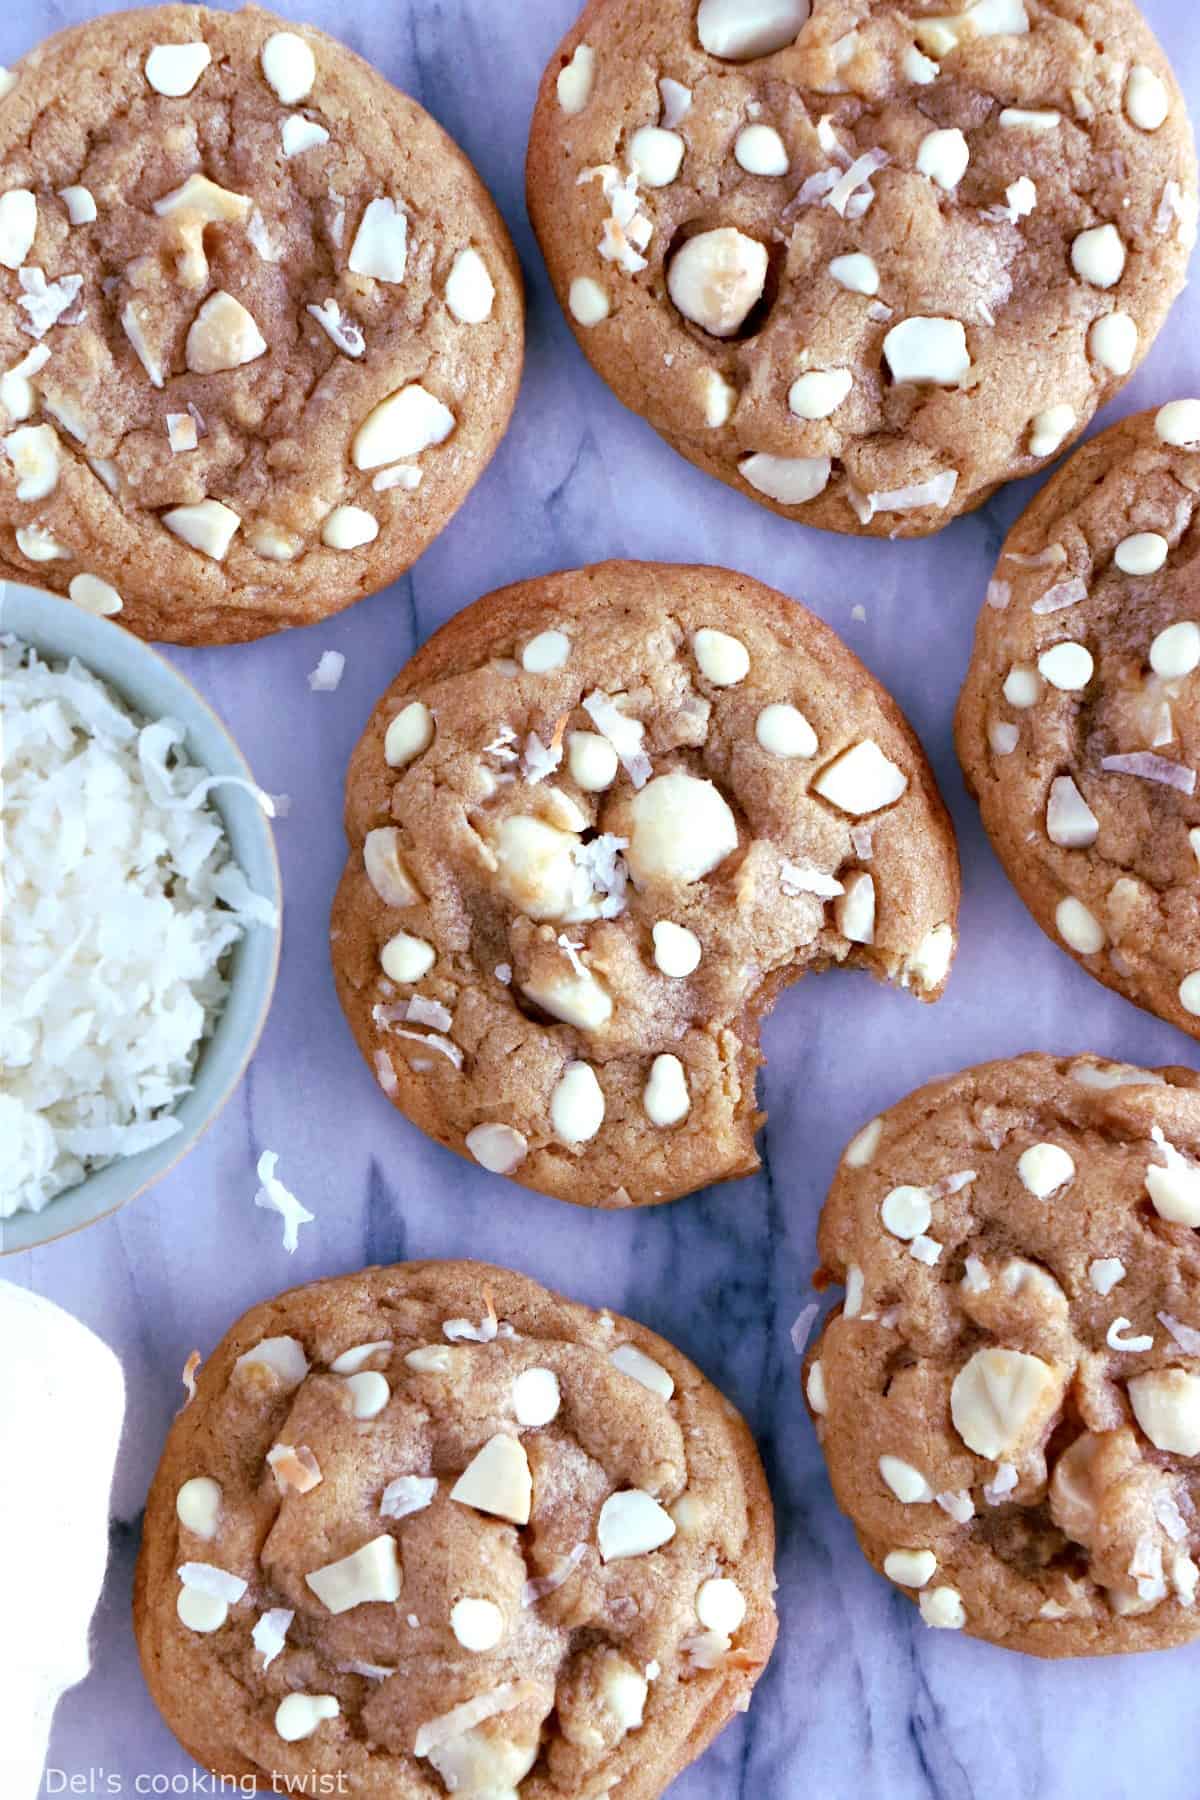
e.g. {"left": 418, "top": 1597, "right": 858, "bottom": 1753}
{"left": 0, "top": 5, "right": 522, "bottom": 643}
{"left": 134, "top": 1259, "right": 777, "bottom": 1798}
{"left": 330, "top": 560, "right": 960, "bottom": 1208}
{"left": 806, "top": 1052, "right": 1200, "bottom": 1657}
{"left": 957, "top": 404, "right": 1200, "bottom": 1041}
{"left": 527, "top": 0, "right": 1195, "bottom": 537}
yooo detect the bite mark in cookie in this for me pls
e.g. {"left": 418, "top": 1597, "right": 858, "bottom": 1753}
{"left": 331, "top": 561, "right": 959, "bottom": 1207}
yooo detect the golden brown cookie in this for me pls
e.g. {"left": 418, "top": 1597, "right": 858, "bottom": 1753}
{"left": 527, "top": 0, "right": 1196, "bottom": 537}
{"left": 0, "top": 5, "right": 523, "bottom": 643}
{"left": 956, "top": 404, "right": 1200, "bottom": 1041}
{"left": 330, "top": 561, "right": 960, "bottom": 1208}
{"left": 134, "top": 1259, "right": 778, "bottom": 1797}
{"left": 804, "top": 1052, "right": 1200, "bottom": 1658}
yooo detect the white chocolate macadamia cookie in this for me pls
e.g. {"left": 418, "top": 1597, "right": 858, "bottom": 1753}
{"left": 807, "top": 1052, "right": 1200, "bottom": 1658}
{"left": 0, "top": 6, "right": 522, "bottom": 642}
{"left": 527, "top": 0, "right": 1195, "bottom": 537}
{"left": 331, "top": 562, "right": 959, "bottom": 1208}
{"left": 134, "top": 1261, "right": 778, "bottom": 1798}
{"left": 957, "top": 408, "right": 1200, "bottom": 1042}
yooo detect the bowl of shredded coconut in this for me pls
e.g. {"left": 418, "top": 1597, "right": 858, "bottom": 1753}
{"left": 1, "top": 583, "right": 281, "bottom": 1253}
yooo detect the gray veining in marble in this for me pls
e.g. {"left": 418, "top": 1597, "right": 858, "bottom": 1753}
{"left": 6, "top": 2, "right": 1200, "bottom": 1796}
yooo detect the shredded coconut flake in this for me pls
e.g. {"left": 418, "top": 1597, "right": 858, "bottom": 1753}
{"left": 850, "top": 824, "right": 874, "bottom": 860}
{"left": 935, "top": 1489, "right": 975, "bottom": 1524}
{"left": 855, "top": 470, "right": 958, "bottom": 522}
{"left": 780, "top": 860, "right": 844, "bottom": 900}
{"left": 986, "top": 580, "right": 1011, "bottom": 610}
{"left": 983, "top": 1462, "right": 1018, "bottom": 1505}
{"left": 571, "top": 833, "right": 630, "bottom": 919}
{"left": 522, "top": 727, "right": 564, "bottom": 785}
{"left": 178, "top": 1563, "right": 248, "bottom": 1604}
{"left": 181, "top": 1350, "right": 201, "bottom": 1404}
{"left": 253, "top": 1151, "right": 314, "bottom": 1253}
{"left": 1155, "top": 1488, "right": 1190, "bottom": 1543}
{"left": 789, "top": 1302, "right": 819, "bottom": 1356}
{"left": 1101, "top": 752, "right": 1196, "bottom": 794}
{"left": 1004, "top": 543, "right": 1066, "bottom": 569}
{"left": 1159, "top": 1312, "right": 1200, "bottom": 1355}
{"left": 17, "top": 265, "right": 84, "bottom": 338}
{"left": 1031, "top": 576, "right": 1088, "bottom": 615}
{"left": 1, "top": 643, "right": 275, "bottom": 1216}
{"left": 373, "top": 1049, "right": 398, "bottom": 1095}
{"left": 521, "top": 1543, "right": 587, "bottom": 1607}
{"left": 381, "top": 1474, "right": 439, "bottom": 1519}
{"left": 252, "top": 1607, "right": 293, "bottom": 1668}
{"left": 825, "top": 149, "right": 889, "bottom": 217}
{"left": 414, "top": 1682, "right": 533, "bottom": 1759}
{"left": 307, "top": 650, "right": 345, "bottom": 692}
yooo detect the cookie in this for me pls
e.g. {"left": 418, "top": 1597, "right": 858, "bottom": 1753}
{"left": 956, "top": 404, "right": 1200, "bottom": 1041}
{"left": 526, "top": 0, "right": 1196, "bottom": 538}
{"left": 330, "top": 560, "right": 960, "bottom": 1209}
{"left": 0, "top": 6, "right": 522, "bottom": 644}
{"left": 804, "top": 1051, "right": 1200, "bottom": 1658}
{"left": 133, "top": 1259, "right": 778, "bottom": 1798}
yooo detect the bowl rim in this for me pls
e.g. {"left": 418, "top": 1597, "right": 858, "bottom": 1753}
{"left": 0, "top": 580, "right": 283, "bottom": 1256}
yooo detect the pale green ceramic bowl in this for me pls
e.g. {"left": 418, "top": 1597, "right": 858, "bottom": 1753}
{"left": 1, "top": 582, "right": 282, "bottom": 1255}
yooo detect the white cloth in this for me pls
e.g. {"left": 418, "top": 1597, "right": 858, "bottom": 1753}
{"left": 0, "top": 1281, "right": 125, "bottom": 1797}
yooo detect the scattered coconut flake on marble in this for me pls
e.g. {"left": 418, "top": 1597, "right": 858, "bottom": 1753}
{"left": 307, "top": 650, "right": 345, "bottom": 692}
{"left": 252, "top": 1607, "right": 293, "bottom": 1669}
{"left": 253, "top": 1150, "right": 315, "bottom": 1253}
{"left": 1101, "top": 752, "right": 1195, "bottom": 794}
{"left": 521, "top": 1543, "right": 587, "bottom": 1607}
{"left": 789, "top": 1302, "right": 819, "bottom": 1356}
{"left": 1, "top": 642, "right": 276, "bottom": 1218}
{"left": 178, "top": 1563, "right": 248, "bottom": 1604}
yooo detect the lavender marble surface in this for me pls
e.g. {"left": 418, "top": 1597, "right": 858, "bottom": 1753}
{"left": 7, "top": 1, "right": 1200, "bottom": 1794}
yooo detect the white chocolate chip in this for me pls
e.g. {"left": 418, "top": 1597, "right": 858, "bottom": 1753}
{"left": 568, "top": 276, "right": 610, "bottom": 326}
{"left": 610, "top": 1343, "right": 675, "bottom": 1400}
{"left": 451, "top": 1435, "right": 532, "bottom": 1524}
{"left": 598, "top": 1489, "right": 676, "bottom": 1560}
{"left": 349, "top": 198, "right": 408, "bottom": 282}
{"left": 696, "top": 1577, "right": 746, "bottom": 1634}
{"left": 916, "top": 127, "right": 968, "bottom": 190}
{"left": 919, "top": 1586, "right": 965, "bottom": 1629}
{"left": 353, "top": 385, "right": 454, "bottom": 469}
{"left": 696, "top": 0, "right": 808, "bottom": 60}
{"left": 735, "top": 124, "right": 789, "bottom": 176}
{"left": 0, "top": 189, "right": 35, "bottom": 268}
{"left": 557, "top": 43, "right": 595, "bottom": 114}
{"left": 879, "top": 1455, "right": 933, "bottom": 1504}
{"left": 4, "top": 422, "right": 59, "bottom": 501}
{"left": 363, "top": 826, "right": 420, "bottom": 907}
{"left": 1116, "top": 532, "right": 1168, "bottom": 576}
{"left": 67, "top": 573, "right": 122, "bottom": 617}
{"left": 162, "top": 498, "right": 240, "bottom": 562}
{"left": 0, "top": 342, "right": 48, "bottom": 422}
{"left": 814, "top": 739, "right": 907, "bottom": 815}
{"left": 550, "top": 1060, "right": 606, "bottom": 1145}
{"left": 380, "top": 932, "right": 435, "bottom": 984}
{"left": 643, "top": 1054, "right": 690, "bottom": 1127}
{"left": 177, "top": 1588, "right": 228, "bottom": 1633}
{"left": 1125, "top": 64, "right": 1169, "bottom": 132}
{"left": 281, "top": 115, "right": 329, "bottom": 156}
{"left": 235, "top": 1335, "right": 309, "bottom": 1388}
{"left": 176, "top": 1477, "right": 221, "bottom": 1538}
{"left": 512, "top": 1367, "right": 561, "bottom": 1427}
{"left": 567, "top": 730, "right": 618, "bottom": 791}
{"left": 1029, "top": 404, "right": 1075, "bottom": 458}
{"left": 844, "top": 1266, "right": 865, "bottom": 1317}
{"left": 701, "top": 369, "right": 735, "bottom": 426}
{"left": 465, "top": 1123, "right": 528, "bottom": 1176}
{"left": 321, "top": 505, "right": 378, "bottom": 550}
{"left": 1128, "top": 1369, "right": 1200, "bottom": 1455}
{"left": 275, "top": 1695, "right": 339, "bottom": 1743}
{"left": 806, "top": 1359, "right": 828, "bottom": 1415}
{"left": 1037, "top": 642, "right": 1093, "bottom": 691}
{"left": 884, "top": 1549, "right": 936, "bottom": 1588}
{"left": 755, "top": 702, "right": 817, "bottom": 758}
{"left": 599, "top": 1655, "right": 648, "bottom": 1731}
{"left": 950, "top": 1347, "right": 1062, "bottom": 1458}
{"left": 844, "top": 1118, "right": 882, "bottom": 1167}
{"left": 630, "top": 126, "right": 685, "bottom": 188}
{"left": 788, "top": 367, "right": 852, "bottom": 420}
{"left": 883, "top": 317, "right": 970, "bottom": 385}
{"left": 1149, "top": 620, "right": 1200, "bottom": 677}
{"left": 693, "top": 626, "right": 749, "bottom": 686}
{"left": 522, "top": 629, "right": 570, "bottom": 673}
{"left": 1146, "top": 1130, "right": 1200, "bottom": 1224}
{"left": 905, "top": 924, "right": 954, "bottom": 993}
{"left": 1089, "top": 312, "right": 1138, "bottom": 375}
{"left": 386, "top": 701, "right": 436, "bottom": 768}
{"left": 829, "top": 252, "right": 879, "bottom": 295}
{"left": 145, "top": 42, "right": 211, "bottom": 97}
{"left": 627, "top": 771, "right": 737, "bottom": 884}
{"left": 1017, "top": 1141, "right": 1075, "bottom": 1197}
{"left": 652, "top": 920, "right": 701, "bottom": 978}
{"left": 306, "top": 1536, "right": 400, "bottom": 1614}
{"left": 668, "top": 228, "right": 768, "bottom": 337}
{"left": 881, "top": 1185, "right": 932, "bottom": 1240}
{"left": 1056, "top": 896, "right": 1105, "bottom": 954}
{"left": 185, "top": 291, "right": 266, "bottom": 374}
{"left": 344, "top": 1371, "right": 390, "bottom": 1420}
{"left": 15, "top": 523, "right": 68, "bottom": 561}
{"left": 451, "top": 1597, "right": 505, "bottom": 1652}
{"left": 1157, "top": 400, "right": 1200, "bottom": 448}
{"left": 261, "top": 31, "right": 316, "bottom": 104}
{"left": 903, "top": 45, "right": 939, "bottom": 82}
{"left": 1003, "top": 665, "right": 1041, "bottom": 708}
{"left": 1070, "top": 223, "right": 1126, "bottom": 289}
{"left": 999, "top": 106, "right": 1060, "bottom": 130}
{"left": 739, "top": 452, "right": 831, "bottom": 504}
{"left": 1046, "top": 776, "right": 1098, "bottom": 849}
{"left": 445, "top": 248, "right": 495, "bottom": 324}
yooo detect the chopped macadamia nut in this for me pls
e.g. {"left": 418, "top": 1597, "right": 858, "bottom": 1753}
{"left": 697, "top": 0, "right": 808, "bottom": 60}
{"left": 844, "top": 1118, "right": 883, "bottom": 1167}
{"left": 59, "top": 185, "right": 96, "bottom": 226}
{"left": 610, "top": 1342, "right": 675, "bottom": 1400}
{"left": 829, "top": 252, "right": 879, "bottom": 295}
{"left": 1056, "top": 896, "right": 1105, "bottom": 954}
{"left": 451, "top": 1435, "right": 532, "bottom": 1524}
{"left": 322, "top": 505, "right": 378, "bottom": 550}
{"left": 363, "top": 827, "right": 420, "bottom": 908}
{"left": 883, "top": 317, "right": 971, "bottom": 386}
{"left": 884, "top": 1549, "right": 936, "bottom": 1588}
{"left": 161, "top": 499, "right": 241, "bottom": 562}
{"left": 465, "top": 1124, "right": 529, "bottom": 1176}
{"left": 5, "top": 422, "right": 59, "bottom": 500}
{"left": 261, "top": 30, "right": 316, "bottom": 104}
{"left": 281, "top": 115, "right": 329, "bottom": 157}
{"left": 598, "top": 1488, "right": 676, "bottom": 1560}
{"left": 353, "top": 385, "right": 454, "bottom": 468}
{"left": 788, "top": 367, "right": 852, "bottom": 420}
{"left": 349, "top": 198, "right": 409, "bottom": 282}
{"left": 813, "top": 740, "right": 907, "bottom": 815}
{"left": 951, "top": 1347, "right": 1062, "bottom": 1459}
{"left": 1129, "top": 1369, "right": 1200, "bottom": 1455}
{"left": 739, "top": 453, "right": 831, "bottom": 504}
{"left": 385, "top": 700, "right": 435, "bottom": 768}
{"left": 0, "top": 188, "right": 36, "bottom": 268}
{"left": 306, "top": 1536, "right": 400, "bottom": 1613}
{"left": 668, "top": 228, "right": 768, "bottom": 337}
